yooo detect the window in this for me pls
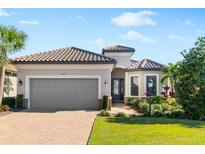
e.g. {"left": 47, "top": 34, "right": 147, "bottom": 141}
{"left": 113, "top": 80, "right": 119, "bottom": 95}
{"left": 146, "top": 75, "right": 157, "bottom": 96}
{"left": 130, "top": 76, "right": 139, "bottom": 96}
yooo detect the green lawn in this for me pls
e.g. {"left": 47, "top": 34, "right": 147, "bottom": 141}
{"left": 88, "top": 117, "right": 205, "bottom": 145}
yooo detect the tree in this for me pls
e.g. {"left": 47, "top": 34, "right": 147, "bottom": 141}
{"left": 0, "top": 25, "right": 27, "bottom": 105}
{"left": 175, "top": 37, "right": 205, "bottom": 119}
{"left": 161, "top": 63, "right": 178, "bottom": 93}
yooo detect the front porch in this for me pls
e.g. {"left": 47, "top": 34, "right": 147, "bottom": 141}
{"left": 111, "top": 68, "right": 163, "bottom": 105}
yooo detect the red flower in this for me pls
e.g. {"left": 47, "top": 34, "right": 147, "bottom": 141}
{"left": 160, "top": 91, "right": 166, "bottom": 96}
{"left": 163, "top": 85, "right": 170, "bottom": 91}
{"left": 169, "top": 91, "right": 176, "bottom": 97}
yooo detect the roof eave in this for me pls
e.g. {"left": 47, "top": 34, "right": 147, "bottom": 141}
{"left": 126, "top": 68, "right": 163, "bottom": 71}
{"left": 13, "top": 61, "right": 117, "bottom": 65}
{"left": 102, "top": 50, "right": 135, "bottom": 55}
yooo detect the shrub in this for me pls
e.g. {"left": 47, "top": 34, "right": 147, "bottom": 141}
{"left": 115, "top": 112, "right": 128, "bottom": 118}
{"left": 0, "top": 105, "right": 10, "bottom": 112}
{"left": 139, "top": 102, "right": 151, "bottom": 115}
{"left": 16, "top": 94, "right": 24, "bottom": 108}
{"left": 139, "top": 103, "right": 153, "bottom": 115}
{"left": 2, "top": 97, "right": 15, "bottom": 108}
{"left": 199, "top": 116, "right": 205, "bottom": 121}
{"left": 161, "top": 103, "right": 173, "bottom": 112}
{"left": 102, "top": 95, "right": 109, "bottom": 110}
{"left": 166, "top": 97, "right": 177, "bottom": 106}
{"left": 152, "top": 104, "right": 162, "bottom": 111}
{"left": 127, "top": 97, "right": 141, "bottom": 108}
{"left": 153, "top": 109, "right": 163, "bottom": 117}
{"left": 170, "top": 109, "right": 185, "bottom": 119}
{"left": 130, "top": 114, "right": 137, "bottom": 117}
{"left": 141, "top": 97, "right": 148, "bottom": 103}
{"left": 152, "top": 96, "right": 164, "bottom": 104}
{"left": 164, "top": 111, "right": 172, "bottom": 118}
{"left": 99, "top": 110, "right": 111, "bottom": 117}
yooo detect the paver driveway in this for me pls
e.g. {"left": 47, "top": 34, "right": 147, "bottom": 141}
{"left": 0, "top": 110, "right": 97, "bottom": 144}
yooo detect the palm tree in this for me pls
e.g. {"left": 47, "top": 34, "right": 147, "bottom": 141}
{"left": 161, "top": 63, "right": 178, "bottom": 93}
{"left": 0, "top": 25, "right": 27, "bottom": 105}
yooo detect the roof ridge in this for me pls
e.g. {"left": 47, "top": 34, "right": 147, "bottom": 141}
{"left": 70, "top": 46, "right": 116, "bottom": 60}
{"left": 144, "top": 58, "right": 165, "bottom": 67}
{"left": 102, "top": 44, "right": 135, "bottom": 53}
{"left": 103, "top": 44, "right": 134, "bottom": 49}
{"left": 138, "top": 59, "right": 146, "bottom": 68}
{"left": 14, "top": 46, "right": 117, "bottom": 64}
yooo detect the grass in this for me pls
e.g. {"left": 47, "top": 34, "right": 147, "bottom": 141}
{"left": 88, "top": 117, "right": 205, "bottom": 145}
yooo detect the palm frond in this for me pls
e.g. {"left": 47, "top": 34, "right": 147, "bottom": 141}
{"left": 0, "top": 24, "right": 27, "bottom": 64}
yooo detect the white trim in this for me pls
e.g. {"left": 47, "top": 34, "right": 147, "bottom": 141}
{"left": 125, "top": 72, "right": 128, "bottom": 96}
{"left": 128, "top": 74, "right": 140, "bottom": 97}
{"left": 144, "top": 74, "right": 159, "bottom": 96}
{"left": 25, "top": 75, "right": 102, "bottom": 109}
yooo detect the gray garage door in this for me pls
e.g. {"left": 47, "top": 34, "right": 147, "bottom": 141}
{"left": 30, "top": 78, "right": 98, "bottom": 110}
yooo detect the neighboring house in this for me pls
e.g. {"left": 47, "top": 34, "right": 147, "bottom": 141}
{"left": 13, "top": 45, "right": 165, "bottom": 110}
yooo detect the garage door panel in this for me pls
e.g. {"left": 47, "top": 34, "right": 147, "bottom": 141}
{"left": 30, "top": 78, "right": 98, "bottom": 109}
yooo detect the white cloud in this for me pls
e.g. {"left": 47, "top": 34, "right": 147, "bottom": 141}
{"left": 111, "top": 10, "right": 157, "bottom": 27}
{"left": 19, "top": 20, "right": 40, "bottom": 25}
{"left": 168, "top": 34, "right": 193, "bottom": 42}
{"left": 0, "top": 8, "right": 10, "bottom": 17}
{"left": 121, "top": 30, "right": 156, "bottom": 44}
{"left": 68, "top": 16, "right": 86, "bottom": 22}
{"left": 184, "top": 19, "right": 196, "bottom": 27}
{"left": 86, "top": 37, "right": 110, "bottom": 47}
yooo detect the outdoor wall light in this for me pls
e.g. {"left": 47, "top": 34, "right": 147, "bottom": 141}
{"left": 104, "top": 80, "right": 108, "bottom": 87}
{"left": 18, "top": 79, "right": 23, "bottom": 86}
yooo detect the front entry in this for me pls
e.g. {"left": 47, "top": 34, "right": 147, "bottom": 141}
{"left": 111, "top": 78, "right": 124, "bottom": 101}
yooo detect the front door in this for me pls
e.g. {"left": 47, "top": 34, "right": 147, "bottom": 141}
{"left": 111, "top": 78, "right": 124, "bottom": 101}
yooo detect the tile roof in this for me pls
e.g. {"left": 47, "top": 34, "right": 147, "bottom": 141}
{"left": 14, "top": 46, "right": 117, "bottom": 64}
{"left": 128, "top": 59, "right": 165, "bottom": 71}
{"left": 102, "top": 45, "right": 135, "bottom": 54}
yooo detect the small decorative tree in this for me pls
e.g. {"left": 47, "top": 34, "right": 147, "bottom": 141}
{"left": 161, "top": 63, "right": 178, "bottom": 97}
{"left": 161, "top": 85, "right": 170, "bottom": 98}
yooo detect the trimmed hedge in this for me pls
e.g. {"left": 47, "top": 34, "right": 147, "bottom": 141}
{"left": 115, "top": 112, "right": 128, "bottom": 118}
{"left": 16, "top": 94, "right": 24, "bottom": 108}
{"left": 2, "top": 97, "right": 15, "bottom": 108}
{"left": 102, "top": 95, "right": 109, "bottom": 110}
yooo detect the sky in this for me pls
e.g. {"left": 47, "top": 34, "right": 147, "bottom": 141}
{"left": 0, "top": 8, "right": 205, "bottom": 64}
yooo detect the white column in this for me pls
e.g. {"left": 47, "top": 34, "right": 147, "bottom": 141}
{"left": 125, "top": 72, "right": 128, "bottom": 97}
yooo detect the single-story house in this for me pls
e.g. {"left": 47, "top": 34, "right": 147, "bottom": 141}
{"left": 13, "top": 45, "right": 165, "bottom": 110}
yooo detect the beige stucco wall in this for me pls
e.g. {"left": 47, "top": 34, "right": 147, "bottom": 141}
{"left": 125, "top": 70, "right": 164, "bottom": 97}
{"left": 16, "top": 64, "right": 113, "bottom": 99}
{"left": 111, "top": 68, "right": 125, "bottom": 79}
{"left": 104, "top": 52, "right": 132, "bottom": 68}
